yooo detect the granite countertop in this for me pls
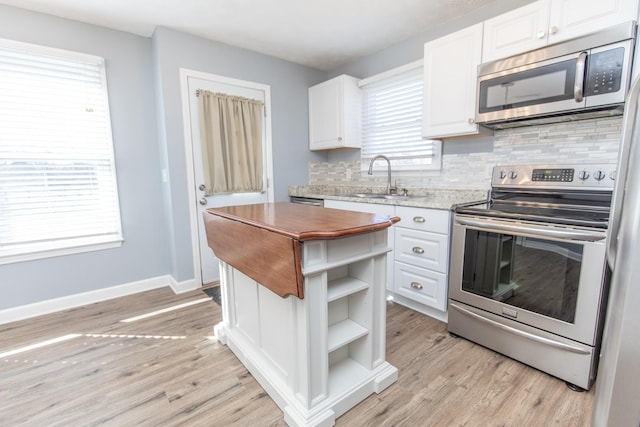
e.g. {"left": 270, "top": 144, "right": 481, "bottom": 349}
{"left": 289, "top": 185, "right": 489, "bottom": 210}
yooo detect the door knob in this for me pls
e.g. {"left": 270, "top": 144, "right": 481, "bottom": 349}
{"left": 199, "top": 197, "right": 208, "bottom": 206}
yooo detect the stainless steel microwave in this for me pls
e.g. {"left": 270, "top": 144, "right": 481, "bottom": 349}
{"left": 476, "top": 22, "right": 636, "bottom": 129}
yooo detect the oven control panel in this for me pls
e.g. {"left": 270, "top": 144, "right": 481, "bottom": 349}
{"left": 531, "top": 168, "right": 574, "bottom": 182}
{"left": 492, "top": 164, "right": 616, "bottom": 190}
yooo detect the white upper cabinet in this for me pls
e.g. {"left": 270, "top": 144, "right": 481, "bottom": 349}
{"left": 423, "top": 23, "right": 488, "bottom": 139}
{"left": 483, "top": 0, "right": 639, "bottom": 62}
{"left": 482, "top": 1, "right": 549, "bottom": 62}
{"left": 308, "top": 74, "right": 362, "bottom": 151}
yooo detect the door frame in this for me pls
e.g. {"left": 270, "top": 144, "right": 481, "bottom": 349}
{"left": 179, "top": 68, "right": 274, "bottom": 287}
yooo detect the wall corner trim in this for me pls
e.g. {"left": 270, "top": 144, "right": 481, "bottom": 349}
{"left": 0, "top": 275, "right": 175, "bottom": 326}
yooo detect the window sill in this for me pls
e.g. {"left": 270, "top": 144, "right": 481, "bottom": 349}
{"left": 0, "top": 237, "right": 124, "bottom": 265}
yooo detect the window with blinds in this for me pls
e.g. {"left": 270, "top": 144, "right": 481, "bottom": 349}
{"left": 0, "top": 39, "right": 122, "bottom": 263}
{"left": 360, "top": 62, "right": 441, "bottom": 171}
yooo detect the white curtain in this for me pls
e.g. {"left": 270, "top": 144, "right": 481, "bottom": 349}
{"left": 198, "top": 90, "right": 264, "bottom": 195}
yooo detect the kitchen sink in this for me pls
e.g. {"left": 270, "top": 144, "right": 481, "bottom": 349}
{"left": 342, "top": 193, "right": 416, "bottom": 200}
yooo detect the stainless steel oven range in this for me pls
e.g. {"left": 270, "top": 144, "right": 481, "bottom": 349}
{"left": 448, "top": 164, "right": 614, "bottom": 391}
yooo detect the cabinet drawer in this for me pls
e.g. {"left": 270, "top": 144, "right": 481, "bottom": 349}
{"left": 395, "top": 206, "right": 449, "bottom": 233}
{"left": 393, "top": 262, "right": 447, "bottom": 311}
{"left": 394, "top": 227, "right": 448, "bottom": 273}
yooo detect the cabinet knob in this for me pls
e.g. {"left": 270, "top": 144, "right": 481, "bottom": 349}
{"left": 467, "top": 117, "right": 475, "bottom": 124}
{"left": 412, "top": 247, "right": 425, "bottom": 254}
{"left": 337, "top": 137, "right": 343, "bottom": 141}
{"left": 413, "top": 216, "right": 426, "bottom": 223}
{"left": 549, "top": 25, "right": 558, "bottom": 35}
{"left": 410, "top": 282, "right": 423, "bottom": 290}
{"left": 536, "top": 30, "right": 546, "bottom": 39}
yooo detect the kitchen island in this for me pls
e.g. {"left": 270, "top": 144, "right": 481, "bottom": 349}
{"left": 203, "top": 202, "right": 400, "bottom": 427}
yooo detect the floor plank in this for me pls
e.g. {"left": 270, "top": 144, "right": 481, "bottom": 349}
{"left": 0, "top": 288, "right": 594, "bottom": 426}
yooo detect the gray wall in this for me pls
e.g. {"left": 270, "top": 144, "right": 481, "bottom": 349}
{"left": 151, "top": 27, "right": 327, "bottom": 283}
{"left": 0, "top": 5, "right": 169, "bottom": 310}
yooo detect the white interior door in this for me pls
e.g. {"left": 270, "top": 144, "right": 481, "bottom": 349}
{"left": 187, "top": 75, "right": 273, "bottom": 285}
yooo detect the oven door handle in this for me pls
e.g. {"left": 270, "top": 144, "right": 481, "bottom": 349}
{"left": 455, "top": 217, "right": 605, "bottom": 241}
{"left": 449, "top": 302, "right": 590, "bottom": 355}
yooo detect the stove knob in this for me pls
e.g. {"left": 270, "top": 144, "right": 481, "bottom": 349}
{"left": 508, "top": 171, "right": 518, "bottom": 179}
{"left": 610, "top": 170, "right": 617, "bottom": 180}
{"left": 594, "top": 170, "right": 606, "bottom": 181}
{"left": 498, "top": 170, "right": 507, "bottom": 179}
{"left": 578, "top": 170, "right": 590, "bottom": 180}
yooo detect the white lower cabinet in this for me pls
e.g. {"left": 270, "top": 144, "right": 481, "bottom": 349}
{"left": 394, "top": 227, "right": 448, "bottom": 272}
{"left": 324, "top": 200, "right": 451, "bottom": 321}
{"left": 392, "top": 206, "right": 450, "bottom": 320}
{"left": 393, "top": 261, "right": 447, "bottom": 311}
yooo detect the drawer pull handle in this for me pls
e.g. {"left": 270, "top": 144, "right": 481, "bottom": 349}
{"left": 412, "top": 247, "right": 424, "bottom": 254}
{"left": 411, "top": 282, "right": 423, "bottom": 290}
{"left": 413, "top": 216, "right": 426, "bottom": 223}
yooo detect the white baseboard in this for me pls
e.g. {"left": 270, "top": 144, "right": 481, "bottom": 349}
{"left": 386, "top": 292, "right": 448, "bottom": 323}
{"left": 0, "top": 275, "right": 177, "bottom": 326}
{"left": 169, "top": 276, "right": 200, "bottom": 294}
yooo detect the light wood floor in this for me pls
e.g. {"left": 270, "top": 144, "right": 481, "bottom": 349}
{"left": 0, "top": 287, "right": 594, "bottom": 426}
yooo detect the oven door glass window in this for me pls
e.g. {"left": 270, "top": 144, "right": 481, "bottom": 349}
{"left": 462, "top": 230, "right": 582, "bottom": 323}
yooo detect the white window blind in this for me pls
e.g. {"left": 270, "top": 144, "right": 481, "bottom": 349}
{"left": 0, "top": 39, "right": 122, "bottom": 263}
{"left": 361, "top": 62, "right": 441, "bottom": 171}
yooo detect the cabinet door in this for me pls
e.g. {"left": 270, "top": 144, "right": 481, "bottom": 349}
{"left": 482, "top": 1, "right": 550, "bottom": 62}
{"left": 483, "top": 0, "right": 638, "bottom": 62}
{"left": 309, "top": 75, "right": 361, "bottom": 151}
{"left": 309, "top": 77, "right": 343, "bottom": 150}
{"left": 422, "top": 23, "right": 484, "bottom": 139}
{"left": 547, "top": 0, "right": 639, "bottom": 45}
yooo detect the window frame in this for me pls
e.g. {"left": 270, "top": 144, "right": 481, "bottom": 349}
{"left": 0, "top": 38, "right": 123, "bottom": 265}
{"left": 359, "top": 59, "right": 442, "bottom": 173}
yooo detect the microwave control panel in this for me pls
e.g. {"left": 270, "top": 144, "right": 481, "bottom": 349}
{"left": 585, "top": 47, "right": 624, "bottom": 96}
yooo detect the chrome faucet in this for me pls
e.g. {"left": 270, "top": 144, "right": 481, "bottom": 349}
{"left": 368, "top": 155, "right": 397, "bottom": 195}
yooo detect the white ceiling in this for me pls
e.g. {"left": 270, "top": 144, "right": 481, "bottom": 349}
{"left": 0, "top": 0, "right": 505, "bottom": 70}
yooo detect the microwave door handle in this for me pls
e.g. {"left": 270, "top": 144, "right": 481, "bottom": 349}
{"left": 574, "top": 51, "right": 587, "bottom": 102}
{"left": 455, "top": 217, "right": 605, "bottom": 241}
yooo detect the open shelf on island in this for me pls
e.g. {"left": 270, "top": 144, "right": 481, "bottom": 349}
{"left": 328, "top": 356, "right": 371, "bottom": 396}
{"left": 327, "top": 276, "right": 370, "bottom": 302}
{"left": 328, "top": 318, "right": 369, "bottom": 352}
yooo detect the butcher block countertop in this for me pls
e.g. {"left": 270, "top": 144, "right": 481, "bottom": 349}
{"left": 205, "top": 202, "right": 400, "bottom": 240}
{"left": 203, "top": 202, "right": 400, "bottom": 299}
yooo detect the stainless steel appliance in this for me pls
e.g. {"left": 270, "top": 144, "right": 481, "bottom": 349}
{"left": 592, "top": 77, "right": 640, "bottom": 425}
{"left": 476, "top": 22, "right": 636, "bottom": 129}
{"left": 448, "top": 164, "right": 615, "bottom": 390}
{"left": 289, "top": 196, "right": 324, "bottom": 207}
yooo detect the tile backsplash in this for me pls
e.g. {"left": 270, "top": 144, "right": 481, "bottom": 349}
{"left": 309, "top": 116, "right": 622, "bottom": 191}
